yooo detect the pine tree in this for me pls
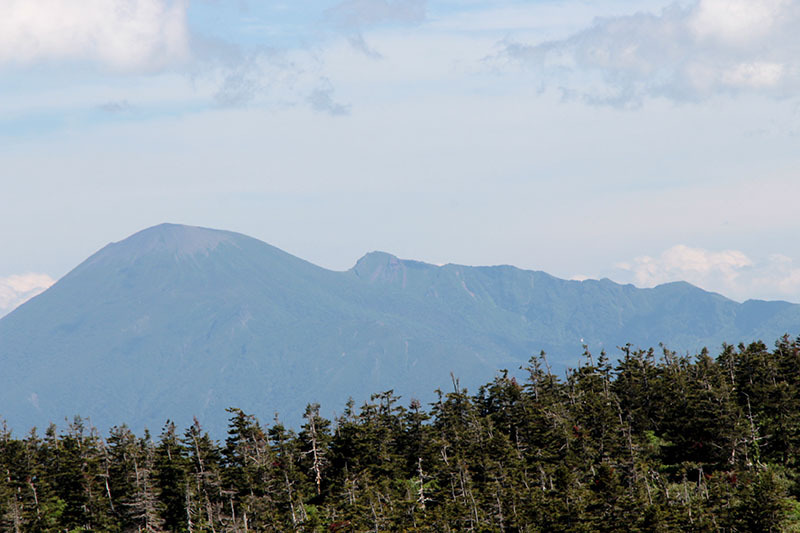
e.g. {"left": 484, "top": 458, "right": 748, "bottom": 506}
{"left": 183, "top": 419, "right": 224, "bottom": 532}
{"left": 156, "top": 421, "right": 189, "bottom": 532}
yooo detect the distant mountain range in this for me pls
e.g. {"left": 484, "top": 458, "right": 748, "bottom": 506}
{"left": 1, "top": 223, "right": 798, "bottom": 436}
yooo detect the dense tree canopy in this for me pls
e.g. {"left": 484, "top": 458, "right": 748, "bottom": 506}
{"left": 3, "top": 337, "right": 800, "bottom": 531}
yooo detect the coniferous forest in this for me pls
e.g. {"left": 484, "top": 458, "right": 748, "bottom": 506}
{"left": 3, "top": 338, "right": 800, "bottom": 531}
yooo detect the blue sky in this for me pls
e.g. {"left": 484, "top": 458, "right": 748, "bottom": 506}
{"left": 2, "top": 0, "right": 800, "bottom": 315}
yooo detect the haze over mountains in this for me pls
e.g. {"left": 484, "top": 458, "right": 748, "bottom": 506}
{"left": 1, "top": 224, "right": 799, "bottom": 436}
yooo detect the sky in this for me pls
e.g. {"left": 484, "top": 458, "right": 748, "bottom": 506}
{"left": 1, "top": 0, "right": 800, "bottom": 316}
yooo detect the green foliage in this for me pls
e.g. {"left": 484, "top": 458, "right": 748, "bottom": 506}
{"left": 2, "top": 336, "right": 800, "bottom": 530}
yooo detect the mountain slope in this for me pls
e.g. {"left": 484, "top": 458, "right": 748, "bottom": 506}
{"left": 351, "top": 251, "right": 800, "bottom": 357}
{"left": 1, "top": 224, "right": 798, "bottom": 435}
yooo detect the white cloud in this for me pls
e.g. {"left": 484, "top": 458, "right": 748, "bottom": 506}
{"left": 0, "top": 0, "right": 190, "bottom": 71}
{"left": 689, "top": 0, "right": 789, "bottom": 45}
{"left": 500, "top": 0, "right": 800, "bottom": 104}
{"left": 617, "top": 245, "right": 752, "bottom": 287}
{"left": 0, "top": 273, "right": 55, "bottom": 317}
{"left": 615, "top": 245, "right": 800, "bottom": 302}
{"left": 722, "top": 62, "right": 785, "bottom": 88}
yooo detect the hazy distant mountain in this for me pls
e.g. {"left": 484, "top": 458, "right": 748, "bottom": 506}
{"left": 1, "top": 224, "right": 798, "bottom": 436}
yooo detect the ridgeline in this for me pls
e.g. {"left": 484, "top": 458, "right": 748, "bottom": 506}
{"left": 2, "top": 224, "right": 799, "bottom": 435}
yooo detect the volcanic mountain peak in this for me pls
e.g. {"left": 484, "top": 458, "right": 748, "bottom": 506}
{"left": 1, "top": 224, "right": 799, "bottom": 436}
{"left": 93, "top": 223, "right": 240, "bottom": 262}
{"left": 72, "top": 223, "right": 250, "bottom": 266}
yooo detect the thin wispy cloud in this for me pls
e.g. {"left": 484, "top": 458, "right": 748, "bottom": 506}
{"left": 98, "top": 100, "right": 136, "bottom": 113}
{"left": 325, "top": 0, "right": 427, "bottom": 56}
{"left": 0, "top": 0, "right": 190, "bottom": 71}
{"left": 307, "top": 79, "right": 351, "bottom": 116}
{"left": 499, "top": 0, "right": 800, "bottom": 105}
{"left": 326, "top": 0, "right": 427, "bottom": 29}
{"left": 212, "top": 53, "right": 270, "bottom": 107}
{"left": 210, "top": 48, "right": 344, "bottom": 112}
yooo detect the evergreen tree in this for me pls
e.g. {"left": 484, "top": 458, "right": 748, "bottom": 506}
{"left": 156, "top": 421, "right": 189, "bottom": 532}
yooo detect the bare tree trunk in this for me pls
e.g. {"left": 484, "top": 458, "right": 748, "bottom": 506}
{"left": 283, "top": 471, "right": 297, "bottom": 527}
{"left": 417, "top": 457, "right": 427, "bottom": 510}
{"left": 307, "top": 414, "right": 323, "bottom": 495}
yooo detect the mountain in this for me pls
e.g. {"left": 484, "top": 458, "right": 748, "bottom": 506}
{"left": 1, "top": 223, "right": 799, "bottom": 436}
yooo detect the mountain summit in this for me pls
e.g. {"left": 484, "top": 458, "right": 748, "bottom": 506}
{"left": 97, "top": 222, "right": 237, "bottom": 256}
{"left": 1, "top": 224, "right": 798, "bottom": 435}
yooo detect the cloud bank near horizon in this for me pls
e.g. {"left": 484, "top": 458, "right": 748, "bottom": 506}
{"left": 615, "top": 245, "right": 800, "bottom": 303}
{"left": 0, "top": 273, "right": 55, "bottom": 317}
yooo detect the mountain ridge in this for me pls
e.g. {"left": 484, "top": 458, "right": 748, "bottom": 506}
{"left": 1, "top": 223, "right": 798, "bottom": 436}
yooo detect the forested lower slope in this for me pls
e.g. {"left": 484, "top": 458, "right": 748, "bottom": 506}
{"left": 3, "top": 337, "right": 800, "bottom": 531}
